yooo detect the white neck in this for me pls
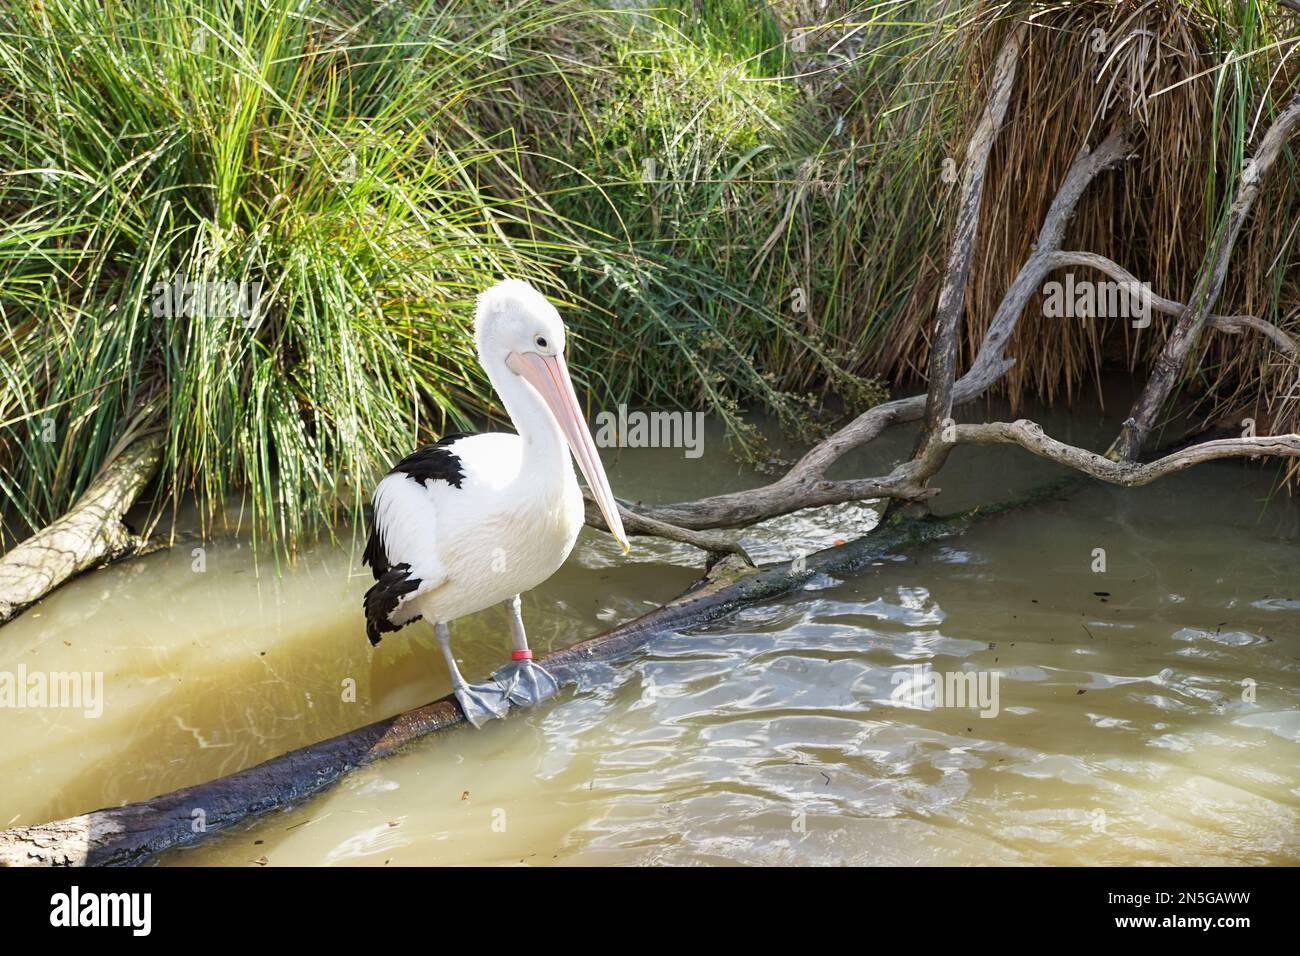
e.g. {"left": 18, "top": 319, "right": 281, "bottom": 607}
{"left": 480, "top": 350, "right": 569, "bottom": 476}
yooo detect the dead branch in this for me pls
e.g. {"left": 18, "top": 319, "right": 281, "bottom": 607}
{"left": 0, "top": 433, "right": 163, "bottom": 625}
{"left": 1037, "top": 250, "right": 1297, "bottom": 355}
{"left": 953, "top": 419, "right": 1300, "bottom": 484}
{"left": 582, "top": 492, "right": 754, "bottom": 563}
{"left": 907, "top": 127, "right": 1138, "bottom": 486}
{"left": 619, "top": 108, "right": 1300, "bottom": 533}
{"left": 629, "top": 127, "right": 1134, "bottom": 531}
{"left": 921, "top": 22, "right": 1027, "bottom": 440}
{"left": 1111, "top": 91, "right": 1300, "bottom": 460}
{"left": 1212, "top": 313, "right": 1299, "bottom": 355}
{"left": 612, "top": 26, "right": 1032, "bottom": 535}
{"left": 623, "top": 467, "right": 935, "bottom": 530}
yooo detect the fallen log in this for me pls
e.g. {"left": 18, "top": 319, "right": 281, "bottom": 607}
{"left": 0, "top": 432, "right": 163, "bottom": 625}
{"left": 0, "top": 482, "right": 1078, "bottom": 867}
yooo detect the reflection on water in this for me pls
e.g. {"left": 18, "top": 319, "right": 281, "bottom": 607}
{"left": 0, "top": 394, "right": 1297, "bottom": 865}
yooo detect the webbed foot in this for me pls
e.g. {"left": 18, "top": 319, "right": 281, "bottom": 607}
{"left": 491, "top": 659, "right": 561, "bottom": 707}
{"left": 452, "top": 680, "right": 511, "bottom": 728}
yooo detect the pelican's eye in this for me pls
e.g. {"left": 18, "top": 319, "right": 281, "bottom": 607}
{"left": 535, "top": 335, "right": 548, "bottom": 349}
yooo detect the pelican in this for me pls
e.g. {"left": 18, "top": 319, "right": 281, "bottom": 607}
{"left": 361, "top": 279, "right": 629, "bottom": 725}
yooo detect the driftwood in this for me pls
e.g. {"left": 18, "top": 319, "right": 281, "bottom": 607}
{"left": 0, "top": 497, "right": 1049, "bottom": 867}
{"left": 0, "top": 433, "right": 163, "bottom": 624}
{"left": 583, "top": 493, "right": 753, "bottom": 565}
{"left": 1025, "top": 250, "right": 1297, "bottom": 355}
{"left": 953, "top": 420, "right": 1300, "bottom": 484}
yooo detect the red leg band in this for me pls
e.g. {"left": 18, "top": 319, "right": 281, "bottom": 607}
{"left": 511, "top": 649, "right": 532, "bottom": 661}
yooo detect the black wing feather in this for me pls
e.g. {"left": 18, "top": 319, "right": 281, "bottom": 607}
{"left": 361, "top": 432, "right": 481, "bottom": 642}
{"left": 362, "top": 523, "right": 389, "bottom": 579}
{"left": 363, "top": 564, "right": 422, "bottom": 646}
{"left": 388, "top": 431, "right": 479, "bottom": 489}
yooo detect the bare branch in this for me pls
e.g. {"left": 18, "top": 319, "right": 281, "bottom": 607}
{"left": 628, "top": 129, "right": 1134, "bottom": 531}
{"left": 1040, "top": 249, "right": 1297, "bottom": 354}
{"left": 922, "top": 22, "right": 1028, "bottom": 439}
{"left": 955, "top": 419, "right": 1300, "bottom": 484}
{"left": 620, "top": 470, "right": 935, "bottom": 532}
{"left": 582, "top": 493, "right": 754, "bottom": 562}
{"left": 1209, "top": 314, "right": 1298, "bottom": 355}
{"left": 909, "top": 126, "right": 1136, "bottom": 485}
{"left": 1112, "top": 91, "right": 1300, "bottom": 460}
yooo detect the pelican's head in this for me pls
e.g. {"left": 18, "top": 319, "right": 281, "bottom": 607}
{"left": 475, "top": 279, "right": 630, "bottom": 555}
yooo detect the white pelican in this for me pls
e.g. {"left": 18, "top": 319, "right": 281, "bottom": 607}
{"left": 362, "top": 279, "right": 630, "bottom": 725}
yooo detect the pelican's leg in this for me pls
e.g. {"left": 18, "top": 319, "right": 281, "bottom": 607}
{"left": 491, "top": 595, "right": 561, "bottom": 707}
{"left": 435, "top": 621, "right": 509, "bottom": 728}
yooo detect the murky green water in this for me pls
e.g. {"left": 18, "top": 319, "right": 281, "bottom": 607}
{"left": 2, "top": 394, "right": 1297, "bottom": 865}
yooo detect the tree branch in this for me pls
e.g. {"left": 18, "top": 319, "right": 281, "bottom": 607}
{"left": 955, "top": 418, "right": 1300, "bottom": 484}
{"left": 1111, "top": 91, "right": 1300, "bottom": 460}
{"left": 583, "top": 493, "right": 754, "bottom": 563}
{"left": 1036, "top": 249, "right": 1297, "bottom": 353}
{"left": 908, "top": 127, "right": 1138, "bottom": 486}
{"left": 625, "top": 128, "right": 1135, "bottom": 531}
{"left": 921, "top": 22, "right": 1027, "bottom": 440}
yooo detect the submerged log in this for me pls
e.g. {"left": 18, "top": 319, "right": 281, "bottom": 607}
{"left": 0, "top": 482, "right": 1079, "bottom": 867}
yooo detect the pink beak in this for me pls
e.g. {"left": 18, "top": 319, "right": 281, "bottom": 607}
{"left": 507, "top": 350, "right": 630, "bottom": 554}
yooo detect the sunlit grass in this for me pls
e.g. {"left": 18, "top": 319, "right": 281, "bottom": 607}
{"left": 0, "top": 0, "right": 586, "bottom": 551}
